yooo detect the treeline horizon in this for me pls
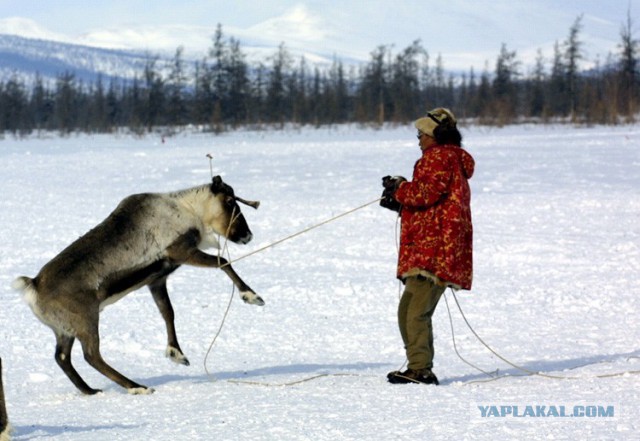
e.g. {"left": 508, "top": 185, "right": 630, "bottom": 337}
{"left": 0, "top": 14, "right": 638, "bottom": 137}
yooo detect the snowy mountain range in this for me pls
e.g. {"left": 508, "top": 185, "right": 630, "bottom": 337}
{"left": 0, "top": 7, "right": 369, "bottom": 86}
{"left": 0, "top": 30, "right": 354, "bottom": 86}
{"left": 0, "top": 0, "right": 635, "bottom": 86}
{"left": 0, "top": 34, "right": 155, "bottom": 85}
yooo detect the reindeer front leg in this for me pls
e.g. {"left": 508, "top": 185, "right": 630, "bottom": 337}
{"left": 212, "top": 255, "right": 264, "bottom": 306}
{"left": 166, "top": 230, "right": 265, "bottom": 306}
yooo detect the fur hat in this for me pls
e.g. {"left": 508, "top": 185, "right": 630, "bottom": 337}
{"left": 414, "top": 108, "right": 457, "bottom": 137}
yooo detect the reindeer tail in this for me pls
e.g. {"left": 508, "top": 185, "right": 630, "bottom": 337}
{"left": 0, "top": 358, "right": 10, "bottom": 441}
{"left": 12, "top": 276, "right": 38, "bottom": 312}
{"left": 11, "top": 276, "right": 32, "bottom": 292}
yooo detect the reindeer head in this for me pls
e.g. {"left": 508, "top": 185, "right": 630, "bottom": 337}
{"left": 209, "top": 176, "right": 259, "bottom": 245}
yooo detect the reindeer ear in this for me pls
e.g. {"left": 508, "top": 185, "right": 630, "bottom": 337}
{"left": 211, "top": 175, "right": 223, "bottom": 192}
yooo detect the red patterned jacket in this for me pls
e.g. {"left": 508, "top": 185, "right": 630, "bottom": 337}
{"left": 394, "top": 144, "right": 475, "bottom": 290}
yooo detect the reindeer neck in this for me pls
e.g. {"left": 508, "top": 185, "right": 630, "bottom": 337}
{"left": 171, "top": 184, "right": 213, "bottom": 218}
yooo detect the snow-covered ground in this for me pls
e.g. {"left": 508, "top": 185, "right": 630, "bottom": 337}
{"left": 0, "top": 124, "right": 638, "bottom": 440}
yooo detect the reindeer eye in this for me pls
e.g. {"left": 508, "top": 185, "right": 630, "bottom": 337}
{"left": 225, "top": 196, "right": 235, "bottom": 206}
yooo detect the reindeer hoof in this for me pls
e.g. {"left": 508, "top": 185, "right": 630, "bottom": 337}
{"left": 241, "top": 291, "right": 265, "bottom": 306}
{"left": 128, "top": 386, "right": 154, "bottom": 395}
{"left": 83, "top": 387, "right": 103, "bottom": 395}
{"left": 166, "top": 346, "right": 190, "bottom": 366}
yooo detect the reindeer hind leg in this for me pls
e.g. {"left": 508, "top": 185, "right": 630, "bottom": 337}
{"left": 76, "top": 318, "right": 154, "bottom": 395}
{"left": 54, "top": 332, "right": 101, "bottom": 395}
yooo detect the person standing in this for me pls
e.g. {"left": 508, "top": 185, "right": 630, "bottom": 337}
{"left": 381, "top": 108, "right": 474, "bottom": 385}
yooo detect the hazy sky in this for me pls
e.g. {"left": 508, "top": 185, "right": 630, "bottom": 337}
{"left": 0, "top": 0, "right": 637, "bottom": 70}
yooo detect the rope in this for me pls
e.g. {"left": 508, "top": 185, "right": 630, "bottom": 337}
{"left": 202, "top": 197, "right": 383, "bottom": 386}
{"left": 200, "top": 195, "right": 640, "bottom": 387}
{"left": 227, "top": 373, "right": 372, "bottom": 387}
{"left": 203, "top": 282, "right": 234, "bottom": 380}
{"left": 442, "top": 292, "right": 498, "bottom": 378}
{"left": 203, "top": 206, "right": 241, "bottom": 380}
{"left": 220, "top": 197, "right": 383, "bottom": 268}
{"left": 447, "top": 289, "right": 640, "bottom": 384}
{"left": 449, "top": 289, "right": 572, "bottom": 379}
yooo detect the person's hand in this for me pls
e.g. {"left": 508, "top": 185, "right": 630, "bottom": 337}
{"left": 382, "top": 175, "right": 406, "bottom": 189}
{"left": 380, "top": 176, "right": 406, "bottom": 212}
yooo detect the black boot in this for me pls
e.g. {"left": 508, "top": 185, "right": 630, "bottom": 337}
{"left": 387, "top": 369, "right": 439, "bottom": 385}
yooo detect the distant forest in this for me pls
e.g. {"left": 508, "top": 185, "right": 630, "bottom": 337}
{"left": 1, "top": 14, "right": 638, "bottom": 136}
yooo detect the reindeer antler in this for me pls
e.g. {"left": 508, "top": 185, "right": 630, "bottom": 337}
{"left": 235, "top": 196, "right": 260, "bottom": 210}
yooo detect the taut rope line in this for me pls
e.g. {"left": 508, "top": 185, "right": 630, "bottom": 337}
{"left": 220, "top": 197, "right": 383, "bottom": 268}
{"left": 202, "top": 197, "right": 383, "bottom": 385}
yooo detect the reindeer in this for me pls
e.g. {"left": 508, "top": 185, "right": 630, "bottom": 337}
{"left": 12, "top": 176, "right": 263, "bottom": 395}
{"left": 0, "top": 358, "right": 9, "bottom": 441}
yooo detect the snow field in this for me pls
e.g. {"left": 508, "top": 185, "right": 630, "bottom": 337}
{"left": 0, "top": 124, "right": 638, "bottom": 440}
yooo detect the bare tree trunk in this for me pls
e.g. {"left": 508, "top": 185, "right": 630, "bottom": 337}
{"left": 0, "top": 358, "right": 9, "bottom": 441}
